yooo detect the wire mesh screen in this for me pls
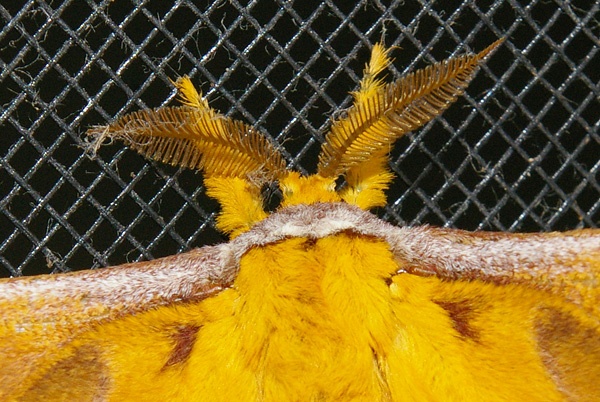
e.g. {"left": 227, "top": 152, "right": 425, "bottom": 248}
{"left": 1, "top": 0, "right": 598, "bottom": 277}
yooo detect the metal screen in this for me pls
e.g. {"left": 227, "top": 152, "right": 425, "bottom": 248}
{"left": 1, "top": 0, "right": 598, "bottom": 277}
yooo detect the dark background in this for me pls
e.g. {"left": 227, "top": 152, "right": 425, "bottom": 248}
{"left": 1, "top": 0, "right": 598, "bottom": 277}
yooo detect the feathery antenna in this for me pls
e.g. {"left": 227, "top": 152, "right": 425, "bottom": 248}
{"left": 317, "top": 39, "right": 503, "bottom": 179}
{"left": 86, "top": 77, "right": 287, "bottom": 183}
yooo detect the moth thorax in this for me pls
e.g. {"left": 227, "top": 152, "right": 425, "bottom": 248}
{"left": 279, "top": 172, "right": 341, "bottom": 207}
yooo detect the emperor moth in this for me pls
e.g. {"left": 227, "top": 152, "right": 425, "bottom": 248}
{"left": 1, "top": 39, "right": 599, "bottom": 401}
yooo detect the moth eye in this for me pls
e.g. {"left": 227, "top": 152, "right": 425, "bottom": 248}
{"left": 261, "top": 181, "right": 283, "bottom": 212}
{"left": 334, "top": 176, "right": 346, "bottom": 192}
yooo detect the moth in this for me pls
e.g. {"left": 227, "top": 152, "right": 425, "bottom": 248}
{"left": 1, "top": 38, "right": 599, "bottom": 401}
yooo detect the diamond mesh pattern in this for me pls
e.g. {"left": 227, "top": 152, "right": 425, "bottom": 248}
{"left": 1, "top": 0, "right": 598, "bottom": 277}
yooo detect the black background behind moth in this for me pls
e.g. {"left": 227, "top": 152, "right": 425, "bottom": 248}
{"left": 0, "top": 0, "right": 598, "bottom": 277}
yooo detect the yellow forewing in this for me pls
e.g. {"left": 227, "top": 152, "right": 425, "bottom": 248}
{"left": 1, "top": 204, "right": 599, "bottom": 401}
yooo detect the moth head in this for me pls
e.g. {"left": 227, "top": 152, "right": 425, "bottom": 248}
{"left": 87, "top": 40, "right": 502, "bottom": 238}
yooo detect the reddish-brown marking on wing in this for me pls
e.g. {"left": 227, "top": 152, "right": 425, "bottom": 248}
{"left": 535, "top": 306, "right": 600, "bottom": 401}
{"left": 21, "top": 345, "right": 110, "bottom": 402}
{"left": 164, "top": 324, "right": 201, "bottom": 369}
{"left": 433, "top": 299, "right": 480, "bottom": 341}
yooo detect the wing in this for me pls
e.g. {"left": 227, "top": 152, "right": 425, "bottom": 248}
{"left": 2, "top": 203, "right": 598, "bottom": 400}
{"left": 0, "top": 244, "right": 235, "bottom": 400}
{"left": 385, "top": 225, "right": 600, "bottom": 400}
{"left": 386, "top": 226, "right": 600, "bottom": 315}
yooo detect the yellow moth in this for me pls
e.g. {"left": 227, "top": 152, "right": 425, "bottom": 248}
{"left": 1, "top": 39, "right": 599, "bottom": 401}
